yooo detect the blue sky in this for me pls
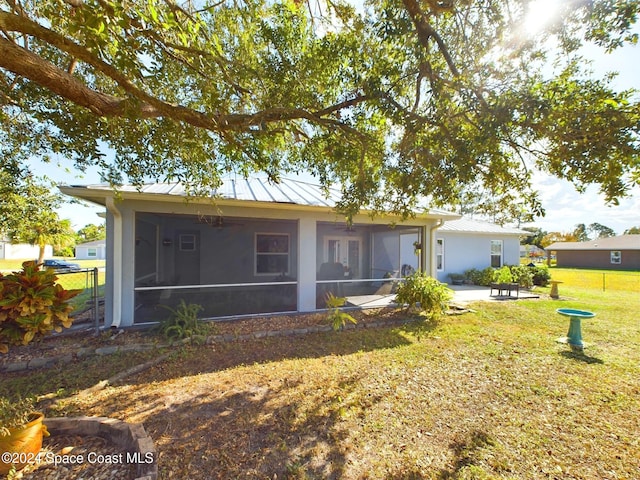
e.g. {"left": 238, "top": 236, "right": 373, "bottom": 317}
{"left": 46, "top": 13, "right": 639, "bottom": 236}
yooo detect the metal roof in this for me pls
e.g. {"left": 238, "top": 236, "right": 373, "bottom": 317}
{"left": 439, "top": 217, "right": 528, "bottom": 235}
{"left": 124, "top": 176, "right": 340, "bottom": 207}
{"left": 59, "top": 176, "right": 459, "bottom": 218}
{"left": 546, "top": 235, "right": 640, "bottom": 251}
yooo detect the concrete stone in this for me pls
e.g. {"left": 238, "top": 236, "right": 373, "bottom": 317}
{"left": 27, "top": 357, "right": 52, "bottom": 369}
{"left": 3, "top": 361, "right": 28, "bottom": 372}
{"left": 95, "top": 346, "right": 119, "bottom": 355}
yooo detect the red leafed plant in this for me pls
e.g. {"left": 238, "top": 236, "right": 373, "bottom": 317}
{"left": 0, "top": 261, "right": 82, "bottom": 353}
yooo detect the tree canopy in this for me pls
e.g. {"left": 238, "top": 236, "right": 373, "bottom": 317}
{"left": 0, "top": 171, "right": 76, "bottom": 262}
{"left": 76, "top": 223, "right": 106, "bottom": 243}
{"left": 1, "top": 0, "right": 639, "bottom": 220}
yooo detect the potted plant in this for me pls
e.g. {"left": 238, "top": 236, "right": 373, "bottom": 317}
{"left": 448, "top": 273, "right": 465, "bottom": 285}
{"left": 0, "top": 396, "right": 49, "bottom": 474}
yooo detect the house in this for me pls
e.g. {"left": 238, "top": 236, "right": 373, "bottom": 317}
{"left": 545, "top": 235, "right": 640, "bottom": 270}
{"left": 59, "top": 177, "right": 462, "bottom": 327}
{"left": 75, "top": 239, "right": 107, "bottom": 260}
{"left": 432, "top": 218, "right": 527, "bottom": 283}
{"left": 520, "top": 244, "right": 545, "bottom": 261}
{"left": 0, "top": 238, "right": 52, "bottom": 260}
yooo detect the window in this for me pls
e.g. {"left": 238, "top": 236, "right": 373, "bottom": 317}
{"left": 179, "top": 234, "right": 196, "bottom": 251}
{"left": 611, "top": 251, "right": 622, "bottom": 264}
{"left": 436, "top": 238, "right": 444, "bottom": 271}
{"left": 256, "top": 233, "right": 289, "bottom": 275}
{"left": 490, "top": 240, "right": 503, "bottom": 268}
{"left": 87, "top": 248, "right": 97, "bottom": 257}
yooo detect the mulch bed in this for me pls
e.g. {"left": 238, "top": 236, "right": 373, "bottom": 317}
{"left": 16, "top": 434, "right": 137, "bottom": 480}
{"left": 0, "top": 308, "right": 413, "bottom": 368}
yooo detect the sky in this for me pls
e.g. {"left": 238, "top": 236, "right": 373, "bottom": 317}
{"left": 39, "top": 4, "right": 640, "bottom": 236}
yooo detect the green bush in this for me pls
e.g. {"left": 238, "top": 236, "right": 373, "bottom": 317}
{"left": 54, "top": 247, "right": 74, "bottom": 258}
{"left": 395, "top": 272, "right": 453, "bottom": 318}
{"left": 510, "top": 265, "right": 534, "bottom": 288}
{"left": 325, "top": 293, "right": 357, "bottom": 331}
{"left": 464, "top": 267, "right": 495, "bottom": 286}
{"left": 158, "top": 300, "right": 205, "bottom": 341}
{"left": 530, "top": 265, "right": 551, "bottom": 286}
{"left": 493, "top": 266, "right": 514, "bottom": 284}
{"left": 0, "top": 261, "right": 81, "bottom": 354}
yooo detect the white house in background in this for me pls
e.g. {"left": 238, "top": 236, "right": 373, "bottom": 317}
{"left": 75, "top": 239, "right": 107, "bottom": 260}
{"left": 60, "top": 177, "right": 461, "bottom": 328}
{"left": 0, "top": 238, "right": 52, "bottom": 260}
{"left": 433, "top": 218, "right": 527, "bottom": 283}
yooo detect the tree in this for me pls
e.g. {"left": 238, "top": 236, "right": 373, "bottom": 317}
{"left": 572, "top": 223, "right": 590, "bottom": 242}
{"left": 521, "top": 227, "right": 547, "bottom": 249}
{"left": 0, "top": 0, "right": 638, "bottom": 220}
{"left": 589, "top": 222, "right": 616, "bottom": 238}
{"left": 76, "top": 223, "right": 106, "bottom": 243}
{"left": 624, "top": 226, "right": 640, "bottom": 234}
{"left": 0, "top": 173, "right": 75, "bottom": 263}
{"left": 541, "top": 231, "right": 577, "bottom": 247}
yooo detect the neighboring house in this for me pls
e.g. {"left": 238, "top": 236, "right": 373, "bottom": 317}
{"left": 545, "top": 235, "right": 640, "bottom": 270}
{"left": 520, "top": 244, "right": 545, "bottom": 260}
{"left": 75, "top": 240, "right": 107, "bottom": 260}
{"left": 433, "top": 218, "right": 527, "bottom": 283}
{"left": 0, "top": 238, "right": 52, "bottom": 260}
{"left": 60, "top": 177, "right": 461, "bottom": 328}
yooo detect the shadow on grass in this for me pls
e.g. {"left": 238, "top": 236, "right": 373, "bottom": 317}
{"left": 133, "top": 371, "right": 372, "bottom": 479}
{"left": 2, "top": 317, "right": 441, "bottom": 478}
{"left": 437, "top": 430, "right": 496, "bottom": 480}
{"left": 0, "top": 315, "right": 439, "bottom": 399}
{"left": 559, "top": 350, "right": 605, "bottom": 364}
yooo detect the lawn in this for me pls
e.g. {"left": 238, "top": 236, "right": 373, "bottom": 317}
{"left": 1, "top": 278, "right": 639, "bottom": 479}
{"left": 0, "top": 258, "right": 105, "bottom": 272}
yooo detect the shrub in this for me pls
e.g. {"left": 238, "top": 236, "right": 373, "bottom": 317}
{"left": 464, "top": 267, "right": 495, "bottom": 286}
{"left": 0, "top": 396, "right": 38, "bottom": 437}
{"left": 509, "top": 265, "right": 534, "bottom": 288}
{"left": 530, "top": 265, "right": 551, "bottom": 286}
{"left": 493, "top": 266, "right": 514, "bottom": 284}
{"left": 158, "top": 300, "right": 205, "bottom": 341}
{"left": 395, "top": 272, "right": 453, "bottom": 318}
{"left": 0, "top": 261, "right": 81, "bottom": 354}
{"left": 325, "top": 293, "right": 357, "bottom": 331}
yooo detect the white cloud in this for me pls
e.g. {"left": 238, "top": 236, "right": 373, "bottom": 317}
{"left": 525, "top": 172, "right": 640, "bottom": 234}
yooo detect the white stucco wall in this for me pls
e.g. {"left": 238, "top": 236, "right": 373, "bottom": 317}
{"left": 75, "top": 244, "right": 107, "bottom": 260}
{"left": 435, "top": 233, "right": 522, "bottom": 283}
{"left": 0, "top": 242, "right": 52, "bottom": 260}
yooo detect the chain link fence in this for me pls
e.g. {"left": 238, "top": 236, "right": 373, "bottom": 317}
{"left": 55, "top": 268, "right": 103, "bottom": 332}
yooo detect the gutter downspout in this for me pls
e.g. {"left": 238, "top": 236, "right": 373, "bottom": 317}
{"left": 106, "top": 197, "right": 122, "bottom": 328}
{"left": 429, "top": 219, "right": 444, "bottom": 277}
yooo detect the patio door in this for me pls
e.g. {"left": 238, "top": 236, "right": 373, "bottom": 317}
{"left": 324, "top": 236, "right": 362, "bottom": 278}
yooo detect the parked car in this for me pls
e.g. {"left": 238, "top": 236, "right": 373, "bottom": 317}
{"left": 41, "top": 259, "right": 82, "bottom": 273}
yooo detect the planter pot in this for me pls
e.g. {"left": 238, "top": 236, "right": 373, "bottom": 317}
{"left": 0, "top": 412, "right": 49, "bottom": 474}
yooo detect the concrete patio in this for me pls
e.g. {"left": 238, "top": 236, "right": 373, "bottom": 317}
{"left": 345, "top": 284, "right": 540, "bottom": 309}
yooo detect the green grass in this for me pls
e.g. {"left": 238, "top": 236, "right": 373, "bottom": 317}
{"left": 548, "top": 266, "right": 640, "bottom": 293}
{"left": 0, "top": 257, "right": 106, "bottom": 272}
{"left": 1, "top": 282, "right": 637, "bottom": 479}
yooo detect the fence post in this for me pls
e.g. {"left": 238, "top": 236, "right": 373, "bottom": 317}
{"left": 602, "top": 272, "right": 606, "bottom": 292}
{"left": 93, "top": 267, "right": 100, "bottom": 335}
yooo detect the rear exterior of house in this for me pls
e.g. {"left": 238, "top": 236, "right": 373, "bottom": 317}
{"left": 433, "top": 218, "right": 527, "bottom": 283}
{"left": 60, "top": 177, "right": 460, "bottom": 327}
{"left": 546, "top": 235, "right": 640, "bottom": 270}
